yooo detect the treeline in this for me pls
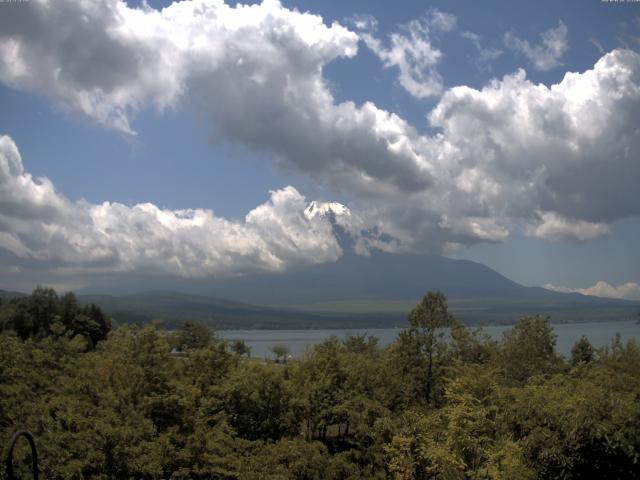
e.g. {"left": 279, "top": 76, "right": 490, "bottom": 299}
{"left": 1, "top": 291, "right": 639, "bottom": 479}
{"left": 0, "top": 287, "right": 111, "bottom": 348}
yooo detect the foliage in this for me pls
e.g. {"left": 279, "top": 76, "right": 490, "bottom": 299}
{"left": 570, "top": 336, "right": 595, "bottom": 366}
{"left": 230, "top": 339, "right": 251, "bottom": 358}
{"left": 175, "top": 320, "right": 213, "bottom": 351}
{"left": 272, "top": 344, "right": 290, "bottom": 364}
{"left": 1, "top": 290, "right": 639, "bottom": 479}
{"left": 498, "top": 315, "right": 564, "bottom": 384}
{"left": 223, "top": 362, "right": 300, "bottom": 441}
{"left": 0, "top": 287, "right": 110, "bottom": 347}
{"left": 393, "top": 292, "right": 456, "bottom": 405}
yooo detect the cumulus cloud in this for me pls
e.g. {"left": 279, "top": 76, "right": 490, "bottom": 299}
{"left": 0, "top": 135, "right": 354, "bottom": 277}
{"left": 0, "top": 0, "right": 427, "bottom": 199}
{"left": 504, "top": 21, "right": 568, "bottom": 71}
{"left": 355, "top": 9, "right": 456, "bottom": 99}
{"left": 525, "top": 212, "right": 609, "bottom": 241}
{"left": 0, "top": 0, "right": 359, "bottom": 136}
{"left": 1, "top": 0, "right": 640, "bottom": 273}
{"left": 543, "top": 281, "right": 640, "bottom": 301}
{"left": 427, "top": 50, "right": 640, "bottom": 231}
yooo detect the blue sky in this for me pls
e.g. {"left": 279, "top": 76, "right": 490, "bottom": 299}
{"left": 0, "top": 0, "right": 639, "bottom": 298}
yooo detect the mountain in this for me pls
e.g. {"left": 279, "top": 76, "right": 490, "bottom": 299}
{"left": 77, "top": 292, "right": 403, "bottom": 330}
{"left": 73, "top": 252, "right": 637, "bottom": 328}
{"left": 182, "top": 251, "right": 636, "bottom": 325}
{"left": 4, "top": 251, "right": 638, "bottom": 329}
{"left": 199, "top": 250, "right": 625, "bottom": 305}
{"left": 0, "top": 289, "right": 28, "bottom": 300}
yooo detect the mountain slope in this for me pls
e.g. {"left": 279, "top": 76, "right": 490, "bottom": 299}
{"left": 201, "top": 251, "right": 626, "bottom": 307}
{"left": 0, "top": 289, "right": 28, "bottom": 300}
{"left": 75, "top": 287, "right": 638, "bottom": 331}
{"left": 77, "top": 292, "right": 404, "bottom": 329}
{"left": 5, "top": 250, "right": 638, "bottom": 329}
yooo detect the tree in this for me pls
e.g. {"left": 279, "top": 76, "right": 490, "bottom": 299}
{"left": 1, "top": 299, "right": 33, "bottom": 340}
{"left": 499, "top": 315, "right": 564, "bottom": 384}
{"left": 60, "top": 291, "right": 79, "bottom": 330}
{"left": 29, "top": 286, "right": 59, "bottom": 337}
{"left": 176, "top": 320, "right": 213, "bottom": 351}
{"left": 343, "top": 332, "right": 378, "bottom": 354}
{"left": 0, "top": 289, "right": 110, "bottom": 347}
{"left": 272, "top": 344, "right": 290, "bottom": 364}
{"left": 396, "top": 291, "right": 455, "bottom": 405}
{"left": 223, "top": 363, "right": 299, "bottom": 441}
{"left": 291, "top": 337, "right": 348, "bottom": 441}
{"left": 571, "top": 336, "right": 595, "bottom": 366}
{"left": 230, "top": 339, "right": 251, "bottom": 358}
{"left": 70, "top": 304, "right": 111, "bottom": 347}
{"left": 450, "top": 322, "right": 497, "bottom": 364}
{"left": 238, "top": 439, "right": 340, "bottom": 480}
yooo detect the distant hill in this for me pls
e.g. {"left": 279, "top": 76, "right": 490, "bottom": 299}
{"left": 77, "top": 292, "right": 404, "bottom": 330}
{"left": 75, "top": 252, "right": 639, "bottom": 329}
{"left": 4, "top": 251, "right": 639, "bottom": 329}
{"left": 75, "top": 289, "right": 638, "bottom": 330}
{"left": 0, "top": 289, "right": 27, "bottom": 300}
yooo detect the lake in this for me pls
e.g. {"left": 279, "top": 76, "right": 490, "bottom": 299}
{"left": 218, "top": 320, "right": 640, "bottom": 359}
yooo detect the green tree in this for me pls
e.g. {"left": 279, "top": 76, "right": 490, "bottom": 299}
{"left": 239, "top": 438, "right": 343, "bottom": 480}
{"left": 183, "top": 341, "right": 235, "bottom": 396}
{"left": 291, "top": 337, "right": 348, "bottom": 441}
{"left": 1, "top": 299, "right": 33, "bottom": 340}
{"left": 230, "top": 339, "right": 251, "bottom": 357}
{"left": 29, "top": 286, "right": 59, "bottom": 337}
{"left": 499, "top": 366, "right": 640, "bottom": 478}
{"left": 0, "top": 289, "right": 110, "bottom": 347}
{"left": 176, "top": 320, "right": 213, "bottom": 351}
{"left": 272, "top": 344, "right": 290, "bottom": 364}
{"left": 343, "top": 332, "right": 378, "bottom": 354}
{"left": 499, "top": 315, "right": 564, "bottom": 384}
{"left": 223, "top": 362, "right": 300, "bottom": 441}
{"left": 60, "top": 291, "right": 79, "bottom": 330}
{"left": 571, "top": 336, "right": 595, "bottom": 366}
{"left": 451, "top": 322, "right": 497, "bottom": 364}
{"left": 396, "top": 291, "right": 455, "bottom": 405}
{"left": 69, "top": 304, "right": 111, "bottom": 348}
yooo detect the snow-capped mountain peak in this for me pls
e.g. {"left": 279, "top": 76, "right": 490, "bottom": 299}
{"left": 304, "top": 200, "right": 350, "bottom": 219}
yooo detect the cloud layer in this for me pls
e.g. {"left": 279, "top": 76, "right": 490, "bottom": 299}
{"left": 0, "top": 135, "right": 354, "bottom": 277}
{"left": 1, "top": 1, "right": 640, "bottom": 278}
{"left": 544, "top": 281, "right": 640, "bottom": 301}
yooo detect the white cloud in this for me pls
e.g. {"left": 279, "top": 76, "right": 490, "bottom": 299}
{"left": 0, "top": 135, "right": 352, "bottom": 277}
{"left": 526, "top": 212, "right": 610, "bottom": 241}
{"left": 0, "top": 0, "right": 359, "bottom": 134}
{"left": 0, "top": 1, "right": 640, "bottom": 275}
{"left": 590, "top": 37, "right": 606, "bottom": 55}
{"left": 505, "top": 21, "right": 568, "bottom": 71}
{"left": 356, "top": 9, "right": 456, "bottom": 99}
{"left": 426, "top": 49, "right": 640, "bottom": 238}
{"left": 461, "top": 31, "right": 503, "bottom": 72}
{"left": 543, "top": 281, "right": 640, "bottom": 301}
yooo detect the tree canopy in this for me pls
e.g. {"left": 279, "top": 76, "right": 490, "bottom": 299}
{"left": 0, "top": 287, "right": 111, "bottom": 347}
{"left": 1, "top": 289, "right": 639, "bottom": 479}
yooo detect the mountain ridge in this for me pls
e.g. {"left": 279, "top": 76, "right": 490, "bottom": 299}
{"left": 200, "top": 251, "right": 632, "bottom": 306}
{"left": 1, "top": 253, "right": 637, "bottom": 329}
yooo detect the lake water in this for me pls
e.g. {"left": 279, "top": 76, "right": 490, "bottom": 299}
{"left": 218, "top": 320, "right": 640, "bottom": 359}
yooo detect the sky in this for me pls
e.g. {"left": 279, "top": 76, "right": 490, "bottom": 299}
{"left": 0, "top": 0, "right": 639, "bottom": 299}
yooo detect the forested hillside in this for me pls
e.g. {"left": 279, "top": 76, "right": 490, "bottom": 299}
{"left": 1, "top": 290, "right": 639, "bottom": 479}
